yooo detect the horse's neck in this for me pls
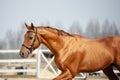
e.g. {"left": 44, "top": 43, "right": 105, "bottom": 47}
{"left": 42, "top": 36, "right": 64, "bottom": 55}
{"left": 38, "top": 28, "right": 64, "bottom": 55}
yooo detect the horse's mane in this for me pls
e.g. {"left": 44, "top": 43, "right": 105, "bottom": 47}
{"left": 45, "top": 26, "right": 73, "bottom": 36}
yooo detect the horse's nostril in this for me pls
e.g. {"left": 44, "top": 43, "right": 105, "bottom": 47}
{"left": 19, "top": 52, "right": 24, "bottom": 57}
{"left": 22, "top": 52, "right": 24, "bottom": 56}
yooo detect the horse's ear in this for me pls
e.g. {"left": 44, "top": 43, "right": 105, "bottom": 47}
{"left": 25, "top": 23, "right": 27, "bottom": 27}
{"left": 25, "top": 23, "right": 34, "bottom": 30}
{"left": 31, "top": 22, "right": 34, "bottom": 28}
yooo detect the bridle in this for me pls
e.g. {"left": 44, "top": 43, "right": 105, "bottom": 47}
{"left": 22, "top": 28, "right": 40, "bottom": 53}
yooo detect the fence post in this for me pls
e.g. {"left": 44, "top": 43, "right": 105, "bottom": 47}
{"left": 36, "top": 49, "right": 41, "bottom": 78}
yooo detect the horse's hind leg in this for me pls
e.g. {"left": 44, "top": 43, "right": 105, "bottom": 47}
{"left": 103, "top": 65, "right": 119, "bottom": 80}
{"left": 116, "top": 59, "right": 120, "bottom": 71}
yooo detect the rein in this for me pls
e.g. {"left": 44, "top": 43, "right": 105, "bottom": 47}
{"left": 22, "top": 28, "right": 40, "bottom": 53}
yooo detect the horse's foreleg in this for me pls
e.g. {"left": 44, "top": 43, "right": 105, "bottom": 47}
{"left": 103, "top": 65, "right": 119, "bottom": 80}
{"left": 53, "top": 69, "right": 72, "bottom": 80}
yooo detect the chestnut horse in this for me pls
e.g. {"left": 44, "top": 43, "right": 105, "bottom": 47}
{"left": 19, "top": 23, "right": 120, "bottom": 80}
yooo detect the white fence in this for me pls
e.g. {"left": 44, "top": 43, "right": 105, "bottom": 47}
{"left": 0, "top": 49, "right": 86, "bottom": 79}
{"left": 0, "top": 50, "right": 38, "bottom": 76}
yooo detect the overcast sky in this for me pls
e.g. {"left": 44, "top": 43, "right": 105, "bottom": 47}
{"left": 0, "top": 0, "right": 120, "bottom": 39}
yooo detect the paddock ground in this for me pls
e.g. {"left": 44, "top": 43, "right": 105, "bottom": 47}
{"left": 0, "top": 74, "right": 119, "bottom": 80}
{"left": 1, "top": 76, "right": 120, "bottom": 80}
{"left": 0, "top": 77, "right": 109, "bottom": 80}
{"left": 0, "top": 78, "right": 109, "bottom": 80}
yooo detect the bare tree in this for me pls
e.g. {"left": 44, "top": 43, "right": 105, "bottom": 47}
{"left": 16, "top": 25, "right": 26, "bottom": 49}
{"left": 101, "top": 20, "right": 110, "bottom": 37}
{"left": 108, "top": 22, "right": 119, "bottom": 36}
{"left": 5, "top": 24, "right": 26, "bottom": 49}
{"left": 101, "top": 20, "right": 119, "bottom": 37}
{"left": 0, "top": 39, "right": 6, "bottom": 49}
{"left": 69, "top": 21, "right": 83, "bottom": 35}
{"left": 85, "top": 20, "right": 100, "bottom": 38}
{"left": 6, "top": 30, "right": 16, "bottom": 49}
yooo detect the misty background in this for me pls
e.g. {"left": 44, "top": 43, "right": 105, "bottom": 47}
{"left": 0, "top": 0, "right": 120, "bottom": 49}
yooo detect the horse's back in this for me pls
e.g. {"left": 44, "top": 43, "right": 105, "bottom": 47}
{"left": 95, "top": 36, "right": 120, "bottom": 65}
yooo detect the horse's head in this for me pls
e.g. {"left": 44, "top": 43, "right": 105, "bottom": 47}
{"left": 19, "top": 23, "right": 40, "bottom": 58}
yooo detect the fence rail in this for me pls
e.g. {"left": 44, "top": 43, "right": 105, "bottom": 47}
{"left": 0, "top": 59, "right": 36, "bottom": 63}
{"left": 0, "top": 49, "right": 39, "bottom": 77}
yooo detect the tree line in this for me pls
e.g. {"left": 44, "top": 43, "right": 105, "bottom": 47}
{"left": 0, "top": 20, "right": 120, "bottom": 49}
{"left": 69, "top": 20, "right": 119, "bottom": 38}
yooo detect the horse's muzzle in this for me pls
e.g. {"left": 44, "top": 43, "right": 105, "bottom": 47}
{"left": 19, "top": 51, "right": 29, "bottom": 58}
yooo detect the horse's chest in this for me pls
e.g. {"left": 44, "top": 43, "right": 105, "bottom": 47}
{"left": 54, "top": 57, "right": 67, "bottom": 71}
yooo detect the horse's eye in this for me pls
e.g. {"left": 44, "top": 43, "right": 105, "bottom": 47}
{"left": 28, "top": 37, "right": 33, "bottom": 40}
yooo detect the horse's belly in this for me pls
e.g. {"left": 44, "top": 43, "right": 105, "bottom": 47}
{"left": 78, "top": 50, "right": 114, "bottom": 72}
{"left": 79, "top": 62, "right": 109, "bottom": 72}
{"left": 79, "top": 61, "right": 112, "bottom": 72}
